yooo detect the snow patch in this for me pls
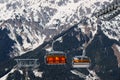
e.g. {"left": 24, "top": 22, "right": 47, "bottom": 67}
{"left": 33, "top": 70, "right": 43, "bottom": 78}
{"left": 101, "top": 21, "right": 120, "bottom": 41}
{"left": 0, "top": 68, "right": 16, "bottom": 80}
{"left": 86, "top": 70, "right": 100, "bottom": 80}
{"left": 18, "top": 70, "right": 23, "bottom": 75}
{"left": 116, "top": 45, "right": 120, "bottom": 53}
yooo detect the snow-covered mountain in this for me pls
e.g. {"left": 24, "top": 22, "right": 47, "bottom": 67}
{"left": 0, "top": 0, "right": 120, "bottom": 80}
{"left": 0, "top": 0, "right": 118, "bottom": 57}
{"left": 1, "top": 26, "right": 120, "bottom": 80}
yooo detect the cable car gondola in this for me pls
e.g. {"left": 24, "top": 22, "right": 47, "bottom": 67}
{"left": 45, "top": 51, "right": 67, "bottom": 65}
{"left": 72, "top": 56, "right": 90, "bottom": 68}
{"left": 45, "top": 39, "right": 67, "bottom": 65}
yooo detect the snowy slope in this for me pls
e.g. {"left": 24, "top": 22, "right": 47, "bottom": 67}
{"left": 0, "top": 0, "right": 119, "bottom": 57}
{"left": 101, "top": 19, "right": 120, "bottom": 41}
{"left": 0, "top": 21, "right": 46, "bottom": 57}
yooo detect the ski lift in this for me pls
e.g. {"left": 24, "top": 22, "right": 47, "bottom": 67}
{"left": 45, "top": 51, "right": 67, "bottom": 65}
{"left": 72, "top": 56, "right": 90, "bottom": 68}
{"left": 45, "top": 40, "right": 67, "bottom": 65}
{"left": 72, "top": 48, "right": 90, "bottom": 68}
{"left": 15, "top": 59, "right": 39, "bottom": 69}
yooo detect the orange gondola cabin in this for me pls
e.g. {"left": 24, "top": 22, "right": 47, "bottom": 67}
{"left": 45, "top": 51, "right": 67, "bottom": 65}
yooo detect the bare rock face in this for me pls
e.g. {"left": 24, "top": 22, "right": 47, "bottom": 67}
{"left": 86, "top": 30, "right": 120, "bottom": 80}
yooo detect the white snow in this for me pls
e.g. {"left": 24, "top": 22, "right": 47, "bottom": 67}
{"left": 46, "top": 0, "right": 112, "bottom": 28}
{"left": 46, "top": 47, "right": 52, "bottom": 51}
{"left": 71, "top": 70, "right": 86, "bottom": 79}
{"left": 71, "top": 69, "right": 100, "bottom": 80}
{"left": 0, "top": 0, "right": 113, "bottom": 24}
{"left": 33, "top": 70, "right": 43, "bottom": 78}
{"left": 101, "top": 21, "right": 120, "bottom": 41}
{"left": 0, "top": 0, "right": 118, "bottom": 57}
{"left": 18, "top": 70, "right": 23, "bottom": 75}
{"left": 71, "top": 70, "right": 79, "bottom": 75}
{"left": 1, "top": 18, "right": 46, "bottom": 57}
{"left": 0, "top": 68, "right": 16, "bottom": 80}
{"left": 86, "top": 70, "right": 100, "bottom": 80}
